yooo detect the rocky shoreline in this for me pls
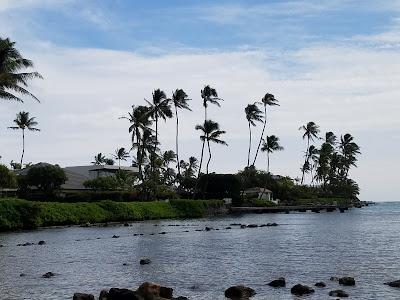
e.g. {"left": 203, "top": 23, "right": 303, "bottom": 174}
{"left": 72, "top": 276, "right": 400, "bottom": 299}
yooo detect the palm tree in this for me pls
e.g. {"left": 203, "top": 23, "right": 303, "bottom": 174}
{"left": 146, "top": 89, "right": 173, "bottom": 171}
{"left": 0, "top": 37, "right": 43, "bottom": 102}
{"left": 8, "top": 111, "right": 40, "bottom": 165}
{"left": 120, "top": 105, "right": 152, "bottom": 180}
{"left": 339, "top": 133, "right": 360, "bottom": 179}
{"left": 252, "top": 93, "right": 279, "bottom": 166}
{"left": 195, "top": 120, "right": 228, "bottom": 175}
{"left": 307, "top": 145, "right": 319, "bottom": 185}
{"left": 113, "top": 147, "right": 130, "bottom": 169}
{"left": 92, "top": 153, "right": 105, "bottom": 165}
{"left": 245, "top": 103, "right": 263, "bottom": 167}
{"left": 261, "top": 135, "right": 284, "bottom": 173}
{"left": 299, "top": 121, "right": 320, "bottom": 184}
{"left": 201, "top": 85, "right": 223, "bottom": 120}
{"left": 172, "top": 89, "right": 191, "bottom": 177}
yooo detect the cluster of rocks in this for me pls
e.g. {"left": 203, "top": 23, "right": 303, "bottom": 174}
{"left": 16, "top": 240, "right": 46, "bottom": 247}
{"left": 73, "top": 282, "right": 188, "bottom": 300}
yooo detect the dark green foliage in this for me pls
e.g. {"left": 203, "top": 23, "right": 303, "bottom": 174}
{"left": 197, "top": 174, "right": 241, "bottom": 202}
{"left": 84, "top": 176, "right": 118, "bottom": 190}
{"left": 0, "top": 198, "right": 224, "bottom": 231}
{"left": 24, "top": 164, "right": 67, "bottom": 192}
{"left": 0, "top": 165, "right": 17, "bottom": 188}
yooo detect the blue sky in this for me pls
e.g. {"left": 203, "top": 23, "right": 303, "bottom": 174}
{"left": 1, "top": 0, "right": 400, "bottom": 201}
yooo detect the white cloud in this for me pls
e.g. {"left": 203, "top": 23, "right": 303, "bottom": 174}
{"left": 1, "top": 41, "right": 400, "bottom": 201}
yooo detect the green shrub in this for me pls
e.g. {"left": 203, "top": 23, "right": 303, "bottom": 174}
{"left": 24, "top": 164, "right": 67, "bottom": 192}
{"left": 0, "top": 165, "right": 17, "bottom": 189}
{"left": 197, "top": 174, "right": 241, "bottom": 201}
{"left": 0, "top": 198, "right": 224, "bottom": 231}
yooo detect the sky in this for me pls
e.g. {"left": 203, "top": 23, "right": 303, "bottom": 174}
{"left": 0, "top": 0, "right": 399, "bottom": 201}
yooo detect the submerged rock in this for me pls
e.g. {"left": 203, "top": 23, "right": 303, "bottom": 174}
{"left": 205, "top": 227, "right": 213, "bottom": 231}
{"left": 112, "top": 235, "right": 120, "bottom": 239}
{"left": 268, "top": 277, "right": 286, "bottom": 287}
{"left": 384, "top": 280, "right": 400, "bottom": 288}
{"left": 140, "top": 258, "right": 151, "bottom": 265}
{"left": 247, "top": 224, "right": 258, "bottom": 228}
{"left": 266, "top": 223, "right": 278, "bottom": 227}
{"left": 315, "top": 282, "right": 326, "bottom": 288}
{"left": 339, "top": 277, "right": 355, "bottom": 286}
{"left": 123, "top": 223, "right": 129, "bottom": 227}
{"left": 19, "top": 273, "right": 26, "bottom": 277}
{"left": 330, "top": 276, "right": 339, "bottom": 282}
{"left": 329, "top": 290, "right": 349, "bottom": 297}
{"left": 225, "top": 285, "right": 256, "bottom": 299}
{"left": 240, "top": 225, "right": 247, "bottom": 229}
{"left": 42, "top": 272, "right": 55, "bottom": 278}
{"left": 225, "top": 227, "right": 232, "bottom": 230}
{"left": 73, "top": 293, "right": 95, "bottom": 300}
{"left": 290, "top": 284, "right": 315, "bottom": 296}
{"left": 38, "top": 240, "right": 46, "bottom": 245}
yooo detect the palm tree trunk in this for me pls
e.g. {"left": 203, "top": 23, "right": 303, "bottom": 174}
{"left": 252, "top": 105, "right": 267, "bottom": 166}
{"left": 206, "top": 139, "right": 212, "bottom": 175}
{"left": 301, "top": 138, "right": 310, "bottom": 185}
{"left": 175, "top": 106, "right": 181, "bottom": 177}
{"left": 136, "top": 129, "right": 143, "bottom": 181}
{"left": 267, "top": 151, "right": 270, "bottom": 174}
{"left": 197, "top": 140, "right": 205, "bottom": 179}
{"left": 247, "top": 122, "right": 251, "bottom": 167}
{"left": 20, "top": 129, "right": 25, "bottom": 165}
{"left": 153, "top": 113, "right": 158, "bottom": 173}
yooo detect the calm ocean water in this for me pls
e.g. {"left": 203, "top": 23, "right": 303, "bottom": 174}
{"left": 1, "top": 202, "right": 400, "bottom": 299}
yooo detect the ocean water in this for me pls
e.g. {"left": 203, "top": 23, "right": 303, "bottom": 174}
{"left": 0, "top": 202, "right": 400, "bottom": 299}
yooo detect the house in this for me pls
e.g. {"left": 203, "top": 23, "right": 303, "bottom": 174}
{"left": 243, "top": 187, "right": 276, "bottom": 203}
{"left": 16, "top": 163, "right": 139, "bottom": 191}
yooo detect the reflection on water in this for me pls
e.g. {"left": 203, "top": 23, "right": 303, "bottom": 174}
{"left": 1, "top": 203, "right": 400, "bottom": 299}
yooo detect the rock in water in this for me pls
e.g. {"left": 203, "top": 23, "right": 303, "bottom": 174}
{"left": 329, "top": 290, "right": 349, "bottom": 297}
{"left": 38, "top": 240, "right": 46, "bottom": 245}
{"left": 139, "top": 258, "right": 151, "bottom": 265}
{"left": 247, "top": 224, "right": 258, "bottom": 228}
{"left": 225, "top": 285, "right": 256, "bottom": 299}
{"left": 268, "top": 277, "right": 286, "bottom": 287}
{"left": 108, "top": 288, "right": 139, "bottom": 300}
{"left": 385, "top": 280, "right": 400, "bottom": 287}
{"left": 315, "top": 282, "right": 326, "bottom": 287}
{"left": 339, "top": 277, "right": 355, "bottom": 286}
{"left": 42, "top": 272, "right": 55, "bottom": 278}
{"left": 99, "top": 290, "right": 109, "bottom": 300}
{"left": 290, "top": 284, "right": 315, "bottom": 296}
{"left": 73, "top": 293, "right": 95, "bottom": 300}
{"left": 137, "top": 282, "right": 173, "bottom": 299}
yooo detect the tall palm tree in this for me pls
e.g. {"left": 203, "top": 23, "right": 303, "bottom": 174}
{"left": 252, "top": 93, "right": 279, "bottom": 166}
{"left": 299, "top": 121, "right": 320, "bottom": 184}
{"left": 261, "top": 135, "right": 284, "bottom": 173}
{"left": 92, "top": 153, "right": 105, "bottom": 165}
{"left": 113, "top": 147, "right": 130, "bottom": 169}
{"left": 195, "top": 120, "right": 228, "bottom": 175}
{"left": 245, "top": 103, "right": 263, "bottom": 167}
{"left": 339, "top": 133, "right": 360, "bottom": 179}
{"left": 120, "top": 105, "right": 152, "bottom": 180}
{"left": 0, "top": 37, "right": 43, "bottom": 102}
{"left": 146, "top": 89, "right": 173, "bottom": 171}
{"left": 307, "top": 145, "right": 319, "bottom": 185}
{"left": 201, "top": 85, "right": 222, "bottom": 120}
{"left": 8, "top": 111, "right": 40, "bottom": 165}
{"left": 172, "top": 89, "right": 191, "bottom": 177}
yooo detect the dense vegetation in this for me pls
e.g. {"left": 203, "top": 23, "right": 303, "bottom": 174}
{"left": 0, "top": 198, "right": 224, "bottom": 231}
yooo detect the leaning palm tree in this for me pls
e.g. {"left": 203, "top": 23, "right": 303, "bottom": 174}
{"left": 339, "top": 133, "right": 361, "bottom": 179}
{"left": 113, "top": 147, "right": 130, "bottom": 169}
{"left": 0, "top": 37, "right": 43, "bottom": 102}
{"left": 252, "top": 93, "right": 279, "bottom": 166}
{"left": 195, "top": 120, "right": 228, "bottom": 175}
{"left": 8, "top": 111, "right": 40, "bottom": 165}
{"left": 92, "top": 153, "right": 105, "bottom": 165}
{"left": 146, "top": 89, "right": 173, "bottom": 170}
{"left": 172, "top": 89, "right": 191, "bottom": 176}
{"left": 120, "top": 105, "right": 152, "bottom": 179}
{"left": 299, "top": 121, "right": 320, "bottom": 184}
{"left": 261, "top": 135, "right": 284, "bottom": 173}
{"left": 245, "top": 103, "right": 263, "bottom": 167}
{"left": 201, "top": 85, "right": 222, "bottom": 121}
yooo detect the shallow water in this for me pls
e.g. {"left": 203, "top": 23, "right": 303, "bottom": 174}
{"left": 1, "top": 202, "right": 400, "bottom": 299}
